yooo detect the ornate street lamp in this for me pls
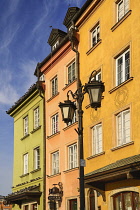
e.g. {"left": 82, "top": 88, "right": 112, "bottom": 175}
{"left": 59, "top": 70, "right": 104, "bottom": 123}
{"left": 59, "top": 70, "right": 105, "bottom": 210}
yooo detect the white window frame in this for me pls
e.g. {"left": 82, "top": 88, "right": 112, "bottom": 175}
{"left": 68, "top": 143, "right": 78, "bottom": 169}
{"left": 91, "top": 23, "right": 100, "bottom": 47}
{"left": 92, "top": 123, "right": 102, "bottom": 155}
{"left": 51, "top": 76, "right": 58, "bottom": 97}
{"left": 67, "top": 60, "right": 76, "bottom": 84}
{"left": 117, "top": 0, "right": 129, "bottom": 21}
{"left": 52, "top": 40, "right": 59, "bottom": 51}
{"left": 51, "top": 113, "right": 58, "bottom": 135}
{"left": 116, "top": 109, "right": 130, "bottom": 146}
{"left": 52, "top": 151, "right": 59, "bottom": 175}
{"left": 116, "top": 49, "right": 130, "bottom": 86}
{"left": 34, "top": 107, "right": 40, "bottom": 129}
{"left": 23, "top": 153, "right": 28, "bottom": 174}
{"left": 23, "top": 115, "right": 28, "bottom": 136}
{"left": 34, "top": 147, "right": 40, "bottom": 170}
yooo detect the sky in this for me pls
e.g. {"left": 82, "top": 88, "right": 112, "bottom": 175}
{"left": 0, "top": 0, "right": 86, "bottom": 196}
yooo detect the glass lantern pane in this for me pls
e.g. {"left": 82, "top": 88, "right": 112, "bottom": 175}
{"left": 90, "top": 88, "right": 100, "bottom": 102}
{"left": 62, "top": 107, "right": 69, "bottom": 119}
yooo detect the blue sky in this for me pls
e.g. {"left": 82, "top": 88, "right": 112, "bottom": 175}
{"left": 0, "top": 0, "right": 86, "bottom": 196}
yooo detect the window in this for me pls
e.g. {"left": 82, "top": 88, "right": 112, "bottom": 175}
{"left": 31, "top": 203, "right": 38, "bottom": 210}
{"left": 116, "top": 109, "right": 130, "bottom": 146}
{"left": 68, "top": 143, "right": 77, "bottom": 169}
{"left": 34, "top": 147, "right": 40, "bottom": 170}
{"left": 116, "top": 49, "right": 130, "bottom": 86}
{"left": 92, "top": 123, "right": 102, "bottom": 155}
{"left": 34, "top": 107, "right": 39, "bottom": 129}
{"left": 68, "top": 61, "right": 76, "bottom": 84}
{"left": 89, "top": 190, "right": 96, "bottom": 210}
{"left": 52, "top": 41, "right": 59, "bottom": 51}
{"left": 23, "top": 153, "right": 28, "bottom": 174}
{"left": 91, "top": 23, "right": 100, "bottom": 47}
{"left": 68, "top": 199, "right": 77, "bottom": 210}
{"left": 24, "top": 115, "right": 28, "bottom": 136}
{"left": 23, "top": 205, "right": 29, "bottom": 210}
{"left": 52, "top": 151, "right": 59, "bottom": 175}
{"left": 113, "top": 191, "right": 140, "bottom": 210}
{"left": 117, "top": 0, "right": 129, "bottom": 21}
{"left": 51, "top": 76, "right": 58, "bottom": 97}
{"left": 91, "top": 70, "right": 101, "bottom": 82}
{"left": 51, "top": 113, "right": 58, "bottom": 135}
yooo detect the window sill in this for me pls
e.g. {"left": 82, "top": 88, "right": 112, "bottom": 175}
{"left": 30, "top": 125, "right": 41, "bottom": 134}
{"left": 20, "top": 173, "right": 29, "bottom": 178}
{"left": 21, "top": 134, "right": 30, "bottom": 140}
{"left": 111, "top": 10, "right": 132, "bottom": 32}
{"left": 109, "top": 77, "right": 133, "bottom": 94}
{"left": 47, "top": 173, "right": 61, "bottom": 178}
{"left": 47, "top": 131, "right": 60, "bottom": 139}
{"left": 87, "top": 151, "right": 105, "bottom": 160}
{"left": 63, "top": 167, "right": 79, "bottom": 173}
{"left": 30, "top": 168, "right": 41, "bottom": 174}
{"left": 62, "top": 79, "right": 77, "bottom": 91}
{"left": 63, "top": 121, "right": 78, "bottom": 131}
{"left": 46, "top": 92, "right": 59, "bottom": 103}
{"left": 86, "top": 39, "right": 102, "bottom": 55}
{"left": 111, "top": 141, "right": 134, "bottom": 151}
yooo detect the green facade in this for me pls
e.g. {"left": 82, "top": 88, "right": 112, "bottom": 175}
{"left": 6, "top": 84, "right": 45, "bottom": 210}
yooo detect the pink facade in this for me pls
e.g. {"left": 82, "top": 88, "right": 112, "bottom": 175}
{"left": 40, "top": 41, "right": 79, "bottom": 209}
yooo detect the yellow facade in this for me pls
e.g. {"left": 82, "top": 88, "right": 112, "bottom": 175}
{"left": 74, "top": 0, "right": 140, "bottom": 209}
{"left": 6, "top": 84, "right": 45, "bottom": 210}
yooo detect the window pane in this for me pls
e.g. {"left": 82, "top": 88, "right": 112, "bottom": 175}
{"left": 124, "top": 192, "right": 132, "bottom": 210}
{"left": 69, "top": 199, "right": 77, "bottom": 210}
{"left": 114, "top": 195, "right": 123, "bottom": 210}
{"left": 92, "top": 124, "right": 102, "bottom": 155}
{"left": 125, "top": 51, "right": 130, "bottom": 80}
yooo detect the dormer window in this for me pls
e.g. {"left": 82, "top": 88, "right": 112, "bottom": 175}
{"left": 52, "top": 40, "right": 59, "bottom": 51}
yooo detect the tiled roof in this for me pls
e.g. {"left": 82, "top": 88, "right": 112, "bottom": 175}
{"left": 6, "top": 83, "right": 37, "bottom": 115}
{"left": 85, "top": 154, "right": 140, "bottom": 177}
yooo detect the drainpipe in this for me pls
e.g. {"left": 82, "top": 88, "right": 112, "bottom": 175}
{"left": 36, "top": 64, "right": 46, "bottom": 210}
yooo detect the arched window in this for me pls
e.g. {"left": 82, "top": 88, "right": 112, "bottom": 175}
{"left": 89, "top": 189, "right": 96, "bottom": 210}
{"left": 113, "top": 191, "right": 140, "bottom": 210}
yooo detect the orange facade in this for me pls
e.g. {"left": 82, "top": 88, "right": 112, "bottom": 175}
{"left": 40, "top": 40, "right": 79, "bottom": 209}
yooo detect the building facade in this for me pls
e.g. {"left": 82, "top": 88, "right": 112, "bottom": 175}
{"left": 35, "top": 8, "right": 80, "bottom": 209}
{"left": 5, "top": 82, "right": 45, "bottom": 210}
{"left": 73, "top": 0, "right": 140, "bottom": 209}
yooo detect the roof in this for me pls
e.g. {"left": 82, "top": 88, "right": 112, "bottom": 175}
{"left": 63, "top": 7, "right": 80, "bottom": 28}
{"left": 48, "top": 29, "right": 67, "bottom": 46}
{"left": 85, "top": 154, "right": 140, "bottom": 177}
{"left": 6, "top": 83, "right": 39, "bottom": 115}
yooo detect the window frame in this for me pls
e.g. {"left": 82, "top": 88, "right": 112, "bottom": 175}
{"left": 116, "top": 0, "right": 129, "bottom": 22}
{"left": 23, "top": 153, "right": 28, "bottom": 174}
{"left": 34, "top": 107, "right": 40, "bottom": 129}
{"left": 90, "top": 22, "right": 100, "bottom": 48}
{"left": 115, "top": 48, "right": 130, "bottom": 86}
{"left": 67, "top": 60, "right": 76, "bottom": 84}
{"left": 52, "top": 151, "right": 59, "bottom": 175}
{"left": 116, "top": 108, "right": 130, "bottom": 146}
{"left": 34, "top": 147, "right": 40, "bottom": 170}
{"left": 51, "top": 113, "right": 59, "bottom": 135}
{"left": 112, "top": 191, "right": 139, "bottom": 210}
{"left": 51, "top": 76, "right": 58, "bottom": 97}
{"left": 68, "top": 143, "right": 78, "bottom": 170}
{"left": 92, "top": 123, "right": 103, "bottom": 155}
{"left": 23, "top": 115, "right": 28, "bottom": 136}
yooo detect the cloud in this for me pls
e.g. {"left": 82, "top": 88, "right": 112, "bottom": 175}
{"left": 0, "top": 69, "right": 19, "bottom": 105}
{"left": 19, "top": 58, "right": 37, "bottom": 91}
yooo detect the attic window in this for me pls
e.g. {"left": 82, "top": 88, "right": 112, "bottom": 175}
{"left": 52, "top": 41, "right": 59, "bottom": 51}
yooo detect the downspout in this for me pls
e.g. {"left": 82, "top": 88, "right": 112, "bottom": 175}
{"left": 36, "top": 64, "right": 46, "bottom": 210}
